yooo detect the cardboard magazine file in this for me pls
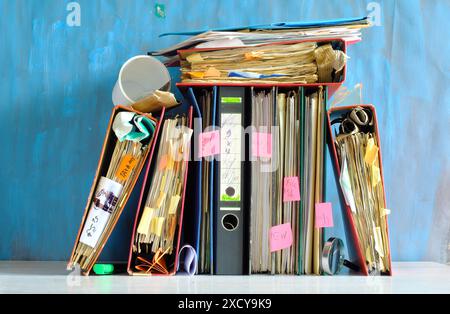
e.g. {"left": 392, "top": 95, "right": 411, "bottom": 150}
{"left": 127, "top": 106, "right": 194, "bottom": 276}
{"left": 175, "top": 38, "right": 348, "bottom": 98}
{"left": 67, "top": 105, "right": 165, "bottom": 275}
{"left": 326, "top": 104, "right": 392, "bottom": 276}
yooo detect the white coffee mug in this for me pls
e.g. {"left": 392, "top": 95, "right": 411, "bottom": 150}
{"left": 112, "top": 55, "right": 171, "bottom": 106}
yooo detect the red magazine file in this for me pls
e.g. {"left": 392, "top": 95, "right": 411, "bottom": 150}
{"left": 326, "top": 104, "right": 392, "bottom": 276}
{"left": 127, "top": 106, "right": 194, "bottom": 276}
{"left": 175, "top": 38, "right": 348, "bottom": 98}
{"left": 67, "top": 105, "right": 162, "bottom": 276}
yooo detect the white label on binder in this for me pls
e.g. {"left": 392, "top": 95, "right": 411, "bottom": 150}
{"left": 80, "top": 177, "right": 123, "bottom": 248}
{"left": 220, "top": 207, "right": 240, "bottom": 211}
{"left": 220, "top": 113, "right": 242, "bottom": 202}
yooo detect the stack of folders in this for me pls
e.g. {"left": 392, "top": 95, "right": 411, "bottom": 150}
{"left": 184, "top": 87, "right": 218, "bottom": 275}
{"left": 249, "top": 87, "right": 326, "bottom": 275}
{"left": 301, "top": 88, "right": 326, "bottom": 275}
{"left": 179, "top": 41, "right": 347, "bottom": 84}
{"left": 329, "top": 106, "right": 391, "bottom": 275}
{"left": 152, "top": 17, "right": 371, "bottom": 58}
{"left": 68, "top": 107, "right": 158, "bottom": 274}
{"left": 130, "top": 113, "right": 193, "bottom": 275}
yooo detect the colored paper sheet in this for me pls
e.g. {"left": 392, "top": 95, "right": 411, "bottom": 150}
{"left": 269, "top": 223, "right": 293, "bottom": 252}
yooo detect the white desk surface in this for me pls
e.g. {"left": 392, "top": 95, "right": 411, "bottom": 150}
{"left": 0, "top": 261, "right": 449, "bottom": 294}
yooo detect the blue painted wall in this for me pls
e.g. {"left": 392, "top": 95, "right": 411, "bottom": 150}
{"left": 1, "top": 0, "right": 449, "bottom": 262}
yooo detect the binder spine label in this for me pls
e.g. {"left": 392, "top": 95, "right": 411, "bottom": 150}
{"left": 80, "top": 177, "right": 123, "bottom": 248}
{"left": 220, "top": 113, "right": 242, "bottom": 203}
{"left": 116, "top": 154, "right": 138, "bottom": 181}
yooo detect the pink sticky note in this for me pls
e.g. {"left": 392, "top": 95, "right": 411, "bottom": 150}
{"left": 283, "top": 176, "right": 301, "bottom": 202}
{"left": 158, "top": 154, "right": 168, "bottom": 171}
{"left": 315, "top": 202, "right": 334, "bottom": 228}
{"left": 270, "top": 223, "right": 293, "bottom": 252}
{"left": 252, "top": 132, "right": 272, "bottom": 158}
{"left": 198, "top": 131, "right": 220, "bottom": 158}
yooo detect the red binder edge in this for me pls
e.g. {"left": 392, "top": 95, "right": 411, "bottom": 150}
{"left": 67, "top": 105, "right": 160, "bottom": 276}
{"left": 126, "top": 107, "right": 166, "bottom": 275}
{"left": 326, "top": 104, "right": 392, "bottom": 276}
{"left": 127, "top": 106, "right": 194, "bottom": 276}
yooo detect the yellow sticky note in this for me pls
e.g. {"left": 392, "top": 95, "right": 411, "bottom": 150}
{"left": 166, "top": 156, "right": 174, "bottom": 170}
{"left": 186, "top": 53, "right": 204, "bottom": 63}
{"left": 244, "top": 51, "right": 263, "bottom": 61}
{"left": 373, "top": 226, "right": 385, "bottom": 257}
{"left": 155, "top": 217, "right": 165, "bottom": 237}
{"left": 364, "top": 138, "right": 379, "bottom": 165}
{"left": 160, "top": 175, "right": 167, "bottom": 192}
{"left": 372, "top": 165, "right": 381, "bottom": 187}
{"left": 137, "top": 207, "right": 155, "bottom": 235}
{"left": 204, "top": 67, "right": 221, "bottom": 78}
{"left": 150, "top": 217, "right": 157, "bottom": 234}
{"left": 156, "top": 192, "right": 167, "bottom": 208}
{"left": 187, "top": 71, "right": 205, "bottom": 79}
{"left": 168, "top": 195, "right": 181, "bottom": 215}
{"left": 366, "top": 246, "right": 373, "bottom": 265}
{"left": 380, "top": 208, "right": 391, "bottom": 217}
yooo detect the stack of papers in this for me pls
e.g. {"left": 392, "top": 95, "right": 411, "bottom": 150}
{"left": 179, "top": 42, "right": 348, "bottom": 84}
{"left": 71, "top": 111, "right": 157, "bottom": 273}
{"left": 180, "top": 42, "right": 319, "bottom": 84}
{"left": 152, "top": 17, "right": 371, "bottom": 57}
{"left": 133, "top": 115, "right": 193, "bottom": 274}
{"left": 333, "top": 107, "right": 390, "bottom": 274}
{"left": 301, "top": 88, "right": 325, "bottom": 275}
{"left": 249, "top": 86, "right": 326, "bottom": 275}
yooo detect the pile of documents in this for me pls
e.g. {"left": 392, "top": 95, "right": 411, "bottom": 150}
{"left": 132, "top": 115, "right": 193, "bottom": 275}
{"left": 249, "top": 87, "right": 325, "bottom": 275}
{"left": 152, "top": 17, "right": 371, "bottom": 58}
{"left": 67, "top": 16, "right": 392, "bottom": 277}
{"left": 179, "top": 42, "right": 346, "bottom": 84}
{"left": 301, "top": 88, "right": 325, "bottom": 275}
{"left": 70, "top": 111, "right": 157, "bottom": 273}
{"left": 333, "top": 107, "right": 390, "bottom": 275}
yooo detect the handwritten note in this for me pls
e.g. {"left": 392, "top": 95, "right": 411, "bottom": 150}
{"left": 270, "top": 223, "right": 293, "bottom": 252}
{"left": 198, "top": 130, "right": 220, "bottom": 158}
{"left": 79, "top": 205, "right": 110, "bottom": 248}
{"left": 116, "top": 154, "right": 138, "bottom": 181}
{"left": 220, "top": 114, "right": 242, "bottom": 202}
{"left": 252, "top": 132, "right": 272, "bottom": 158}
{"left": 283, "top": 176, "right": 301, "bottom": 202}
{"left": 315, "top": 203, "right": 334, "bottom": 228}
{"left": 80, "top": 177, "right": 123, "bottom": 248}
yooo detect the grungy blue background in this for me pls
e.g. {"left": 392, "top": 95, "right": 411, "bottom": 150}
{"left": 0, "top": 0, "right": 449, "bottom": 263}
